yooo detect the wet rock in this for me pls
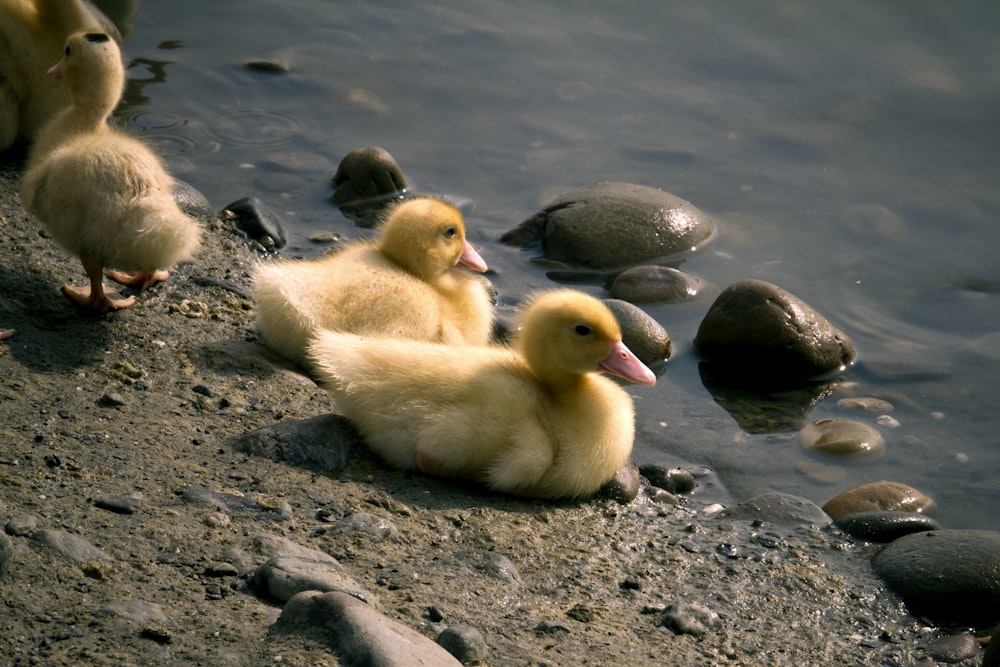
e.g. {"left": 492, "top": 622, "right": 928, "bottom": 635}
{"left": 822, "top": 480, "right": 937, "bottom": 519}
{"left": 31, "top": 529, "right": 111, "bottom": 562}
{"left": 799, "top": 418, "right": 886, "bottom": 463}
{"left": 721, "top": 491, "right": 831, "bottom": 526}
{"left": 331, "top": 512, "right": 399, "bottom": 542}
{"left": 602, "top": 299, "right": 671, "bottom": 364}
{"left": 331, "top": 146, "right": 409, "bottom": 227}
{"left": 660, "top": 601, "right": 722, "bottom": 637}
{"left": 233, "top": 413, "right": 361, "bottom": 472}
{"left": 638, "top": 464, "right": 697, "bottom": 495}
{"left": 694, "top": 279, "right": 855, "bottom": 381}
{"left": 221, "top": 196, "right": 287, "bottom": 250}
{"left": 595, "top": 458, "right": 641, "bottom": 504}
{"left": 275, "top": 590, "right": 462, "bottom": 666}
{"left": 872, "top": 529, "right": 1000, "bottom": 628}
{"left": 608, "top": 265, "right": 706, "bottom": 303}
{"left": 172, "top": 179, "right": 215, "bottom": 222}
{"left": 436, "top": 623, "right": 488, "bottom": 663}
{"left": 924, "top": 634, "right": 979, "bottom": 663}
{"left": 501, "top": 182, "right": 716, "bottom": 270}
{"left": 833, "top": 511, "right": 941, "bottom": 542}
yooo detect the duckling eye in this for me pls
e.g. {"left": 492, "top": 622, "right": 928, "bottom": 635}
{"left": 443, "top": 226, "right": 458, "bottom": 239}
{"left": 64, "top": 45, "right": 71, "bottom": 57}
{"left": 574, "top": 324, "right": 593, "bottom": 337}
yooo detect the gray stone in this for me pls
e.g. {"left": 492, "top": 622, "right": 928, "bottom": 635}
{"left": 172, "top": 179, "right": 215, "bottom": 222}
{"left": 833, "top": 511, "right": 940, "bottom": 543}
{"left": 332, "top": 512, "right": 399, "bottom": 542}
{"left": 275, "top": 590, "right": 461, "bottom": 666}
{"left": 233, "top": 413, "right": 360, "bottom": 472}
{"left": 602, "top": 299, "right": 671, "bottom": 364}
{"left": 254, "top": 553, "right": 375, "bottom": 606}
{"left": 96, "top": 599, "right": 170, "bottom": 625}
{"left": 501, "top": 182, "right": 716, "bottom": 270}
{"left": 694, "top": 279, "right": 855, "bottom": 381}
{"left": 638, "top": 465, "right": 696, "bottom": 495}
{"left": 94, "top": 496, "right": 142, "bottom": 515}
{"left": 721, "top": 491, "right": 831, "bottom": 527}
{"left": 596, "top": 458, "right": 641, "bottom": 505}
{"left": 5, "top": 514, "right": 38, "bottom": 536}
{"left": 924, "top": 634, "right": 979, "bottom": 663}
{"left": 872, "top": 529, "right": 1000, "bottom": 627}
{"left": 31, "top": 529, "right": 111, "bottom": 562}
{"left": 661, "top": 602, "right": 722, "bottom": 637}
{"left": 0, "top": 532, "right": 13, "bottom": 574}
{"left": 608, "top": 265, "right": 705, "bottom": 303}
{"left": 221, "top": 196, "right": 287, "bottom": 250}
{"left": 479, "top": 553, "right": 522, "bottom": 585}
{"left": 436, "top": 623, "right": 488, "bottom": 663}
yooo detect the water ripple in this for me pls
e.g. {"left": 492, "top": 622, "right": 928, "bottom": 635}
{"left": 204, "top": 108, "right": 303, "bottom": 147}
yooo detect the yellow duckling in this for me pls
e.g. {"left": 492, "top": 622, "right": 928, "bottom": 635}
{"left": 253, "top": 197, "right": 492, "bottom": 368}
{"left": 21, "top": 32, "right": 201, "bottom": 312}
{"left": 309, "top": 289, "right": 657, "bottom": 500}
{"left": 0, "top": 0, "right": 119, "bottom": 151}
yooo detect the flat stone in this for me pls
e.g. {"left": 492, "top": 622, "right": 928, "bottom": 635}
{"left": 822, "top": 480, "right": 936, "bottom": 519}
{"left": 608, "top": 265, "right": 705, "bottom": 303}
{"left": 275, "top": 590, "right": 462, "bottom": 666}
{"left": 721, "top": 491, "right": 831, "bottom": 526}
{"left": 233, "top": 413, "right": 360, "bottom": 472}
{"left": 833, "top": 511, "right": 941, "bottom": 543}
{"left": 31, "top": 529, "right": 111, "bottom": 562}
{"left": 799, "top": 419, "right": 886, "bottom": 463}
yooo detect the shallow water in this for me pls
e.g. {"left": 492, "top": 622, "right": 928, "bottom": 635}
{"left": 98, "top": 0, "right": 1000, "bottom": 529}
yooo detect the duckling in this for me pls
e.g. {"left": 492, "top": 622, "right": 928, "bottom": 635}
{"left": 309, "top": 289, "right": 657, "bottom": 500}
{"left": 253, "top": 197, "right": 492, "bottom": 368}
{"left": 21, "top": 32, "right": 201, "bottom": 312}
{"left": 0, "top": 0, "right": 120, "bottom": 151}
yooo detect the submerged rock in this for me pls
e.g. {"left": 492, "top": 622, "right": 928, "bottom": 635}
{"left": 221, "top": 196, "right": 287, "bottom": 250}
{"left": 822, "top": 480, "right": 937, "bottom": 519}
{"left": 602, "top": 298, "right": 671, "bottom": 364}
{"left": 501, "top": 182, "right": 716, "bottom": 270}
{"left": 608, "top": 265, "right": 706, "bottom": 303}
{"left": 694, "top": 279, "right": 855, "bottom": 381}
{"left": 331, "top": 146, "right": 409, "bottom": 227}
{"left": 799, "top": 418, "right": 885, "bottom": 463}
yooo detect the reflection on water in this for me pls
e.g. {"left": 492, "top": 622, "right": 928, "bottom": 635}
{"left": 98, "top": 0, "right": 1000, "bottom": 530}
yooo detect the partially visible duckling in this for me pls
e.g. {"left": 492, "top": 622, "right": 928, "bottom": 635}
{"left": 0, "top": 0, "right": 120, "bottom": 151}
{"left": 309, "top": 289, "right": 656, "bottom": 500}
{"left": 21, "top": 32, "right": 201, "bottom": 312}
{"left": 253, "top": 197, "right": 493, "bottom": 368}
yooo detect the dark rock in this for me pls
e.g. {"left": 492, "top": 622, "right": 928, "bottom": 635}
{"left": 638, "top": 464, "right": 697, "bottom": 495}
{"left": 608, "top": 265, "right": 706, "bottom": 303}
{"left": 602, "top": 299, "right": 671, "bottom": 364}
{"left": 501, "top": 182, "right": 716, "bottom": 270}
{"left": 721, "top": 491, "right": 831, "bottom": 526}
{"left": 833, "top": 511, "right": 940, "bottom": 543}
{"left": 94, "top": 496, "right": 142, "bottom": 515}
{"left": 221, "top": 196, "right": 287, "bottom": 250}
{"left": 924, "top": 634, "right": 979, "bottom": 663}
{"left": 31, "top": 529, "right": 112, "bottom": 562}
{"left": 596, "top": 458, "right": 641, "bottom": 504}
{"left": 172, "top": 179, "right": 215, "bottom": 222}
{"left": 331, "top": 146, "right": 409, "bottom": 228}
{"left": 275, "top": 590, "right": 462, "bottom": 666}
{"left": 436, "top": 624, "right": 488, "bottom": 663}
{"left": 694, "top": 279, "right": 855, "bottom": 381}
{"left": 872, "top": 529, "right": 1000, "bottom": 628}
{"left": 232, "top": 413, "right": 361, "bottom": 472}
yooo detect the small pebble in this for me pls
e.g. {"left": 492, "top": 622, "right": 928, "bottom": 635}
{"left": 436, "top": 624, "right": 488, "bottom": 663}
{"left": 94, "top": 496, "right": 142, "bottom": 515}
{"left": 98, "top": 392, "right": 126, "bottom": 407}
{"left": 5, "top": 514, "right": 38, "bottom": 536}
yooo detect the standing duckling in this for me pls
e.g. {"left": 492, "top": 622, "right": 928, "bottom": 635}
{"left": 0, "top": 0, "right": 120, "bottom": 151}
{"left": 309, "top": 289, "right": 656, "bottom": 500}
{"left": 253, "top": 197, "right": 493, "bottom": 368}
{"left": 21, "top": 32, "right": 201, "bottom": 312}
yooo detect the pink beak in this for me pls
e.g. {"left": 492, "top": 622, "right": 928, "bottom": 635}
{"left": 456, "top": 240, "right": 488, "bottom": 272}
{"left": 47, "top": 62, "right": 62, "bottom": 78}
{"left": 599, "top": 340, "right": 657, "bottom": 386}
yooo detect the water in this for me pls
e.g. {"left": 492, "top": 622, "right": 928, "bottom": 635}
{"left": 97, "top": 1, "right": 1000, "bottom": 529}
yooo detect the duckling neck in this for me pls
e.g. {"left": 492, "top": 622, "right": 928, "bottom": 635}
{"left": 30, "top": 89, "right": 116, "bottom": 160}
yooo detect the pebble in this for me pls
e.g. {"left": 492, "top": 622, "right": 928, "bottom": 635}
{"left": 331, "top": 512, "right": 399, "bottom": 542}
{"left": 5, "top": 514, "right": 38, "bottom": 536}
{"left": 233, "top": 413, "right": 360, "bottom": 472}
{"left": 93, "top": 496, "right": 142, "bottom": 515}
{"left": 836, "top": 396, "right": 894, "bottom": 413}
{"left": 638, "top": 464, "right": 697, "bottom": 494}
{"left": 595, "top": 458, "right": 641, "bottom": 504}
{"left": 924, "top": 634, "right": 980, "bottom": 663}
{"left": 479, "top": 553, "right": 522, "bottom": 585}
{"left": 31, "top": 529, "right": 111, "bottom": 562}
{"left": 872, "top": 529, "right": 1000, "bottom": 627}
{"left": 822, "top": 480, "right": 936, "bottom": 519}
{"left": 721, "top": 491, "right": 831, "bottom": 526}
{"left": 276, "top": 590, "right": 462, "bottom": 666}
{"left": 97, "top": 392, "right": 126, "bottom": 407}
{"left": 602, "top": 299, "right": 672, "bottom": 364}
{"left": 96, "top": 599, "right": 169, "bottom": 625}
{"left": 608, "top": 265, "right": 705, "bottom": 303}
{"left": 436, "top": 624, "right": 488, "bottom": 663}
{"left": 221, "top": 196, "right": 288, "bottom": 250}
{"left": 833, "top": 511, "right": 941, "bottom": 542}
{"left": 799, "top": 418, "right": 886, "bottom": 463}
{"left": 694, "top": 279, "right": 855, "bottom": 380}
{"left": 661, "top": 602, "right": 722, "bottom": 637}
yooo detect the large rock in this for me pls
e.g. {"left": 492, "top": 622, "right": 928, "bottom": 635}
{"left": 501, "top": 182, "right": 716, "bottom": 270}
{"left": 694, "top": 279, "right": 855, "bottom": 381}
{"left": 872, "top": 529, "right": 1000, "bottom": 628}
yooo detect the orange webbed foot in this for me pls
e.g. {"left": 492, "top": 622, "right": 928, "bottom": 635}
{"left": 62, "top": 283, "right": 135, "bottom": 312}
{"left": 107, "top": 269, "right": 170, "bottom": 291}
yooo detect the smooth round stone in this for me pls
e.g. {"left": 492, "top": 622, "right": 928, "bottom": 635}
{"left": 822, "top": 480, "right": 937, "bottom": 519}
{"left": 924, "top": 634, "right": 979, "bottom": 663}
{"left": 500, "top": 182, "right": 716, "bottom": 270}
{"left": 872, "top": 529, "right": 1000, "bottom": 627}
{"left": 694, "top": 279, "right": 856, "bottom": 380}
{"left": 602, "top": 299, "right": 671, "bottom": 364}
{"left": 221, "top": 196, "right": 288, "bottom": 250}
{"left": 596, "top": 459, "right": 641, "bottom": 505}
{"left": 833, "top": 511, "right": 941, "bottom": 543}
{"left": 799, "top": 419, "right": 885, "bottom": 463}
{"left": 720, "top": 491, "right": 831, "bottom": 526}
{"left": 608, "top": 266, "right": 705, "bottom": 303}
{"left": 436, "top": 624, "right": 488, "bottom": 663}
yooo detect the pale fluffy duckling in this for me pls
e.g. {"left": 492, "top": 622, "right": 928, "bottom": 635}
{"left": 0, "top": 0, "right": 120, "bottom": 151}
{"left": 253, "top": 197, "right": 492, "bottom": 368}
{"left": 21, "top": 32, "right": 201, "bottom": 312}
{"left": 309, "top": 289, "right": 656, "bottom": 500}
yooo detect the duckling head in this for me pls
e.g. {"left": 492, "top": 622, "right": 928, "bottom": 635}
{"left": 517, "top": 289, "right": 657, "bottom": 389}
{"left": 379, "top": 198, "right": 488, "bottom": 281}
{"left": 49, "top": 32, "right": 125, "bottom": 116}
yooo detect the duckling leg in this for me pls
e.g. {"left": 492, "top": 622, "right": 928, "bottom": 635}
{"left": 63, "top": 256, "right": 136, "bottom": 312}
{"left": 106, "top": 269, "right": 170, "bottom": 291}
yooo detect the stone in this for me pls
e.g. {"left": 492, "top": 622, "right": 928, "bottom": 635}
{"left": 436, "top": 624, "right": 488, "bottom": 663}
{"left": 31, "top": 529, "right": 111, "bottom": 562}
{"left": 822, "top": 480, "right": 936, "bottom": 519}
{"left": 608, "top": 265, "right": 705, "bottom": 303}
{"left": 924, "top": 634, "right": 979, "bottom": 663}
{"left": 221, "top": 196, "right": 287, "bottom": 250}
{"left": 596, "top": 458, "right": 641, "bottom": 504}
{"left": 331, "top": 146, "right": 409, "bottom": 228}
{"left": 833, "top": 511, "right": 941, "bottom": 542}
{"left": 721, "top": 491, "right": 831, "bottom": 526}
{"left": 638, "top": 464, "right": 697, "bottom": 495}
{"left": 233, "top": 413, "right": 360, "bottom": 472}
{"left": 501, "top": 182, "right": 716, "bottom": 270}
{"left": 5, "top": 514, "right": 38, "bottom": 536}
{"left": 872, "top": 529, "right": 1000, "bottom": 628}
{"left": 799, "top": 419, "right": 886, "bottom": 463}
{"left": 331, "top": 512, "right": 399, "bottom": 542}
{"left": 172, "top": 179, "right": 215, "bottom": 222}
{"left": 96, "top": 599, "right": 169, "bottom": 625}
{"left": 660, "top": 602, "right": 722, "bottom": 637}
{"left": 275, "top": 590, "right": 461, "bottom": 666}
{"left": 602, "top": 299, "right": 671, "bottom": 364}
{"left": 254, "top": 554, "right": 374, "bottom": 605}
{"left": 694, "top": 279, "right": 855, "bottom": 381}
